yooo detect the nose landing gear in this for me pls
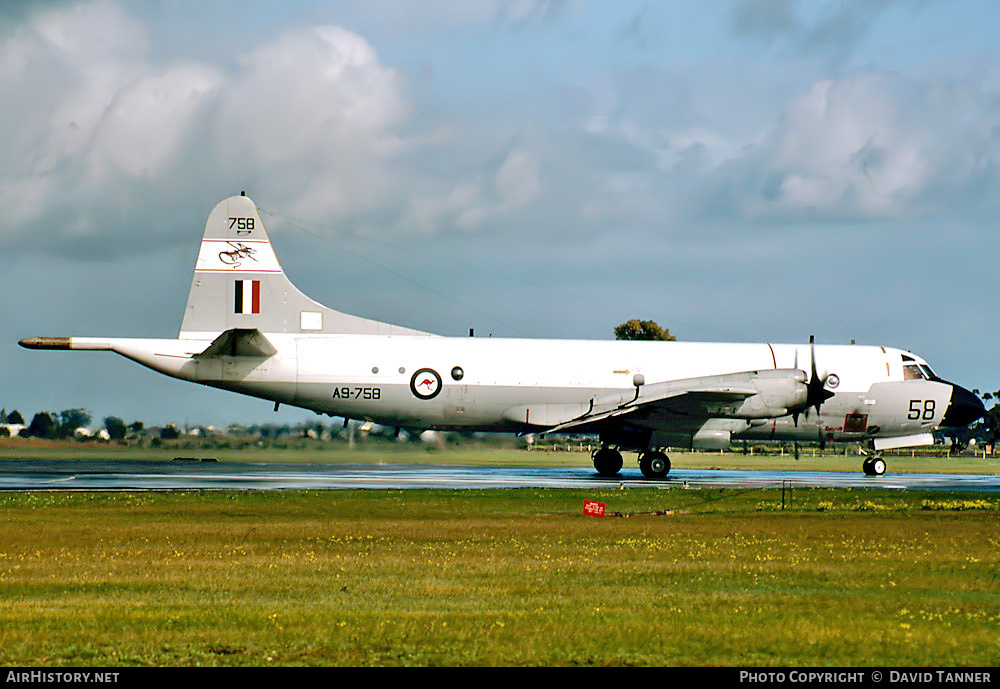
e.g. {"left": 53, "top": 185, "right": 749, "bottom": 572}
{"left": 861, "top": 448, "right": 886, "bottom": 476}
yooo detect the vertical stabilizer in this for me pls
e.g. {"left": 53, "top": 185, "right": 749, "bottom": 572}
{"left": 179, "top": 195, "right": 433, "bottom": 338}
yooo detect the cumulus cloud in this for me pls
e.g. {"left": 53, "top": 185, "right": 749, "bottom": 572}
{"left": 216, "top": 26, "right": 408, "bottom": 164}
{"left": 396, "top": 145, "right": 543, "bottom": 235}
{"left": 213, "top": 25, "right": 413, "bottom": 222}
{"left": 89, "top": 65, "right": 223, "bottom": 180}
{"left": 719, "top": 71, "right": 1000, "bottom": 221}
{"left": 494, "top": 0, "right": 572, "bottom": 26}
{"left": 495, "top": 148, "right": 541, "bottom": 208}
{"left": 0, "top": 2, "right": 422, "bottom": 256}
{"left": 0, "top": 0, "right": 149, "bottom": 231}
{"left": 0, "top": 0, "right": 565, "bottom": 258}
{"left": 578, "top": 67, "right": 1000, "bottom": 227}
{"left": 3, "top": 0, "right": 999, "bottom": 264}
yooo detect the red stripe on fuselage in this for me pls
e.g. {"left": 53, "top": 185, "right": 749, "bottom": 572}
{"left": 767, "top": 343, "right": 777, "bottom": 439}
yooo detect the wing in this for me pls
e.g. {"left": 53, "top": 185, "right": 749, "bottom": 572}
{"left": 522, "top": 368, "right": 808, "bottom": 435}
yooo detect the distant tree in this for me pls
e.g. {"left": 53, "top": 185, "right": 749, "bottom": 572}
{"left": 6, "top": 410, "right": 24, "bottom": 425}
{"left": 129, "top": 421, "right": 144, "bottom": 433}
{"left": 0, "top": 409, "right": 6, "bottom": 424}
{"left": 0, "top": 427, "right": 8, "bottom": 438}
{"left": 58, "top": 409, "right": 92, "bottom": 438}
{"left": 104, "top": 416, "right": 127, "bottom": 441}
{"left": 614, "top": 319, "right": 676, "bottom": 341}
{"left": 27, "top": 412, "right": 56, "bottom": 438}
{"left": 160, "top": 424, "right": 180, "bottom": 440}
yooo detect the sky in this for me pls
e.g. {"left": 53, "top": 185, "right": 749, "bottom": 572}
{"left": 2, "top": 0, "right": 999, "bottom": 427}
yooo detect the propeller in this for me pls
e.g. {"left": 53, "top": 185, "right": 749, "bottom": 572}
{"left": 984, "top": 408, "right": 1000, "bottom": 452}
{"left": 791, "top": 335, "right": 836, "bottom": 427}
{"left": 949, "top": 432, "right": 967, "bottom": 455}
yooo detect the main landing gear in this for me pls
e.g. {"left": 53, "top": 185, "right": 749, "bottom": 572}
{"left": 638, "top": 450, "right": 670, "bottom": 479}
{"left": 592, "top": 447, "right": 623, "bottom": 477}
{"left": 591, "top": 446, "right": 671, "bottom": 479}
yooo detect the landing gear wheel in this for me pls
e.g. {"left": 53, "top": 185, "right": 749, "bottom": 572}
{"left": 863, "top": 456, "right": 886, "bottom": 476}
{"left": 639, "top": 451, "right": 671, "bottom": 479}
{"left": 593, "top": 447, "right": 623, "bottom": 477}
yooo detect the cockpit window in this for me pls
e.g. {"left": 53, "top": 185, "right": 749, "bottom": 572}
{"left": 903, "top": 363, "right": 927, "bottom": 380}
{"left": 918, "top": 364, "right": 939, "bottom": 381}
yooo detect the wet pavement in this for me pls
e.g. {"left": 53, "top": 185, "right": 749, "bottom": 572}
{"left": 0, "top": 459, "right": 998, "bottom": 492}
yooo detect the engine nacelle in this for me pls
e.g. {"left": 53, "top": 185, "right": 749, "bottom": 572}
{"left": 692, "top": 428, "right": 731, "bottom": 449}
{"left": 715, "top": 369, "right": 809, "bottom": 420}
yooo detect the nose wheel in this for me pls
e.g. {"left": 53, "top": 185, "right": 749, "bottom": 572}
{"left": 862, "top": 453, "right": 886, "bottom": 476}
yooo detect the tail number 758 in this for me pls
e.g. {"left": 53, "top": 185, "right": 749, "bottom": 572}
{"left": 907, "top": 399, "right": 935, "bottom": 420}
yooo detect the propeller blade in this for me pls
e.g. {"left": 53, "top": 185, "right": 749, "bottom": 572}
{"left": 986, "top": 413, "right": 999, "bottom": 446}
{"left": 806, "top": 335, "right": 835, "bottom": 416}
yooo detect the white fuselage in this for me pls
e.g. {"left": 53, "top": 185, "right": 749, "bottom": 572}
{"left": 92, "top": 334, "right": 954, "bottom": 448}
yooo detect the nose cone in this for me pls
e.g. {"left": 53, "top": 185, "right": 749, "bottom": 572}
{"left": 942, "top": 385, "right": 986, "bottom": 427}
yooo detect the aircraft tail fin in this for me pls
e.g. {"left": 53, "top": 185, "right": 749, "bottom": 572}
{"left": 179, "top": 194, "right": 433, "bottom": 338}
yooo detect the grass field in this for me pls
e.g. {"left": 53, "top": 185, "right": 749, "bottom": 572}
{"left": 1, "top": 488, "right": 998, "bottom": 666}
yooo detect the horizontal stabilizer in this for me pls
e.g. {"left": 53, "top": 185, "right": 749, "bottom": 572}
{"left": 194, "top": 329, "right": 276, "bottom": 358}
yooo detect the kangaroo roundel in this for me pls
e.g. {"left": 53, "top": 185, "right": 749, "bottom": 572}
{"left": 410, "top": 368, "right": 442, "bottom": 400}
